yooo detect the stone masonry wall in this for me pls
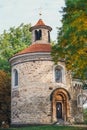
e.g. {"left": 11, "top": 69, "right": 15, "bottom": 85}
{"left": 11, "top": 60, "right": 76, "bottom": 124}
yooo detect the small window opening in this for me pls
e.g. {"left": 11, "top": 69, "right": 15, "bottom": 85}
{"left": 14, "top": 69, "right": 18, "bottom": 86}
{"left": 35, "top": 30, "right": 42, "bottom": 41}
{"left": 48, "top": 31, "right": 50, "bottom": 43}
{"left": 55, "top": 68, "right": 62, "bottom": 82}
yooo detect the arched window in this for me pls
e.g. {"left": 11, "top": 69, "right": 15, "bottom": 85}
{"left": 55, "top": 67, "right": 62, "bottom": 82}
{"left": 35, "top": 30, "right": 42, "bottom": 41}
{"left": 39, "top": 30, "right": 42, "bottom": 40}
{"left": 78, "top": 95, "right": 83, "bottom": 106}
{"left": 14, "top": 69, "right": 18, "bottom": 86}
{"left": 35, "top": 30, "right": 38, "bottom": 41}
{"left": 78, "top": 94, "right": 87, "bottom": 107}
{"left": 48, "top": 31, "right": 50, "bottom": 43}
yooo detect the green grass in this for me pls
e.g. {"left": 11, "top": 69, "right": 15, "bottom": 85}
{"left": 0, "top": 125, "right": 87, "bottom": 130}
{"left": 83, "top": 108, "right": 87, "bottom": 124}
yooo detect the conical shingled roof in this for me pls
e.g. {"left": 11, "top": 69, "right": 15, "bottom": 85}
{"left": 30, "top": 19, "right": 52, "bottom": 32}
{"left": 16, "top": 43, "right": 51, "bottom": 55}
{"left": 34, "top": 19, "right": 46, "bottom": 26}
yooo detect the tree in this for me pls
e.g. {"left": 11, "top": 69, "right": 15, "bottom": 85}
{"left": 0, "top": 70, "right": 11, "bottom": 125}
{"left": 52, "top": 0, "right": 87, "bottom": 81}
{"left": 0, "top": 23, "right": 32, "bottom": 73}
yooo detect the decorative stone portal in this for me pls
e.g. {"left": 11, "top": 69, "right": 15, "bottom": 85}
{"left": 51, "top": 88, "right": 71, "bottom": 123}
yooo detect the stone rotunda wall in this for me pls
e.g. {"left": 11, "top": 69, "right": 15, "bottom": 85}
{"left": 11, "top": 53, "right": 73, "bottom": 124}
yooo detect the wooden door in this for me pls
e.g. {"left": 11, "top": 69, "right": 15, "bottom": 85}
{"left": 56, "top": 102, "right": 62, "bottom": 119}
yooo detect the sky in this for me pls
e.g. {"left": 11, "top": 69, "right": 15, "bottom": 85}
{"left": 0, "top": 0, "right": 65, "bottom": 41}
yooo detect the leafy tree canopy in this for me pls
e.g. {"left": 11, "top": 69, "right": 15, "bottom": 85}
{"left": 0, "top": 23, "right": 32, "bottom": 73}
{"left": 0, "top": 70, "right": 11, "bottom": 125}
{"left": 52, "top": 0, "right": 87, "bottom": 81}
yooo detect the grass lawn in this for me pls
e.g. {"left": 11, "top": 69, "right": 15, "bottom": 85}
{"left": 83, "top": 109, "right": 87, "bottom": 124}
{"left": 0, "top": 125, "right": 87, "bottom": 130}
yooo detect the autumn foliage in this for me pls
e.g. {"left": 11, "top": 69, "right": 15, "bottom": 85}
{"left": 52, "top": 0, "right": 87, "bottom": 80}
{"left": 0, "top": 70, "right": 11, "bottom": 126}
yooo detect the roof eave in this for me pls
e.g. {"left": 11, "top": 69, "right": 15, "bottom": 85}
{"left": 29, "top": 25, "right": 52, "bottom": 32}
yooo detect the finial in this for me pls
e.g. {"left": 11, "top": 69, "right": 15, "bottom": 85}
{"left": 39, "top": 7, "right": 42, "bottom": 18}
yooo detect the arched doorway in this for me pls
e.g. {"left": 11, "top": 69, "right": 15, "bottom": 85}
{"left": 51, "top": 88, "right": 71, "bottom": 123}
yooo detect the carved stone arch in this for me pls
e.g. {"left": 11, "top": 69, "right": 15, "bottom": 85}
{"left": 50, "top": 88, "right": 71, "bottom": 101}
{"left": 51, "top": 88, "right": 71, "bottom": 123}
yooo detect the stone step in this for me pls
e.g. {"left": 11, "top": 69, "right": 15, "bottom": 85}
{"left": 55, "top": 119, "right": 70, "bottom": 125}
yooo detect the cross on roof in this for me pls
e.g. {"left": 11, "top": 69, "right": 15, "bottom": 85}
{"left": 39, "top": 7, "right": 42, "bottom": 18}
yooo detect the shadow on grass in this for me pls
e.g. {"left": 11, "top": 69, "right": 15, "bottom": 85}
{"left": 0, "top": 125, "right": 87, "bottom": 130}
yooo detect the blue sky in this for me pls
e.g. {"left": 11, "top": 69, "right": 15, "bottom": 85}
{"left": 0, "top": 0, "right": 65, "bottom": 41}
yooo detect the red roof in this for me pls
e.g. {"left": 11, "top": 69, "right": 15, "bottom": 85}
{"left": 29, "top": 19, "right": 52, "bottom": 32}
{"left": 34, "top": 19, "right": 46, "bottom": 26}
{"left": 16, "top": 43, "right": 51, "bottom": 55}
